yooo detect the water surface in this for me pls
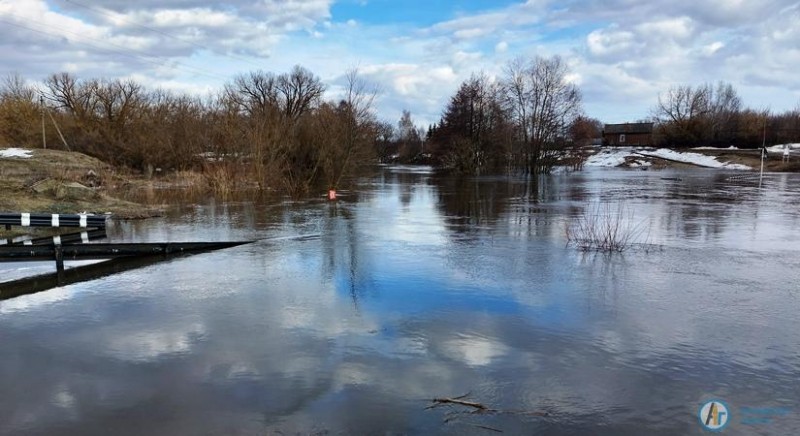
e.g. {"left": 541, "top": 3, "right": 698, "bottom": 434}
{"left": 1, "top": 167, "right": 799, "bottom": 435}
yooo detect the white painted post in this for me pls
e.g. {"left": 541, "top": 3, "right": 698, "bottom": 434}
{"left": 759, "top": 117, "right": 766, "bottom": 189}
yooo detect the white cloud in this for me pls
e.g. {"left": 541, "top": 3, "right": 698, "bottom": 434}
{"left": 1, "top": 0, "right": 798, "bottom": 125}
{"left": 453, "top": 27, "right": 491, "bottom": 40}
{"left": 427, "top": 1, "right": 545, "bottom": 39}
{"left": 451, "top": 50, "right": 483, "bottom": 67}
{"left": 586, "top": 26, "right": 638, "bottom": 58}
{"left": 146, "top": 8, "right": 237, "bottom": 27}
{"left": 353, "top": 63, "right": 460, "bottom": 125}
{"left": 634, "top": 16, "right": 695, "bottom": 41}
{"left": 701, "top": 41, "right": 725, "bottom": 56}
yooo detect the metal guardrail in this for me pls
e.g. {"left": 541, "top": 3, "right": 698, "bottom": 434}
{"left": 0, "top": 212, "right": 107, "bottom": 229}
{"left": 0, "top": 229, "right": 107, "bottom": 246}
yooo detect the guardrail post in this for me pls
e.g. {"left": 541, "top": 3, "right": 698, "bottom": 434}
{"left": 54, "top": 244, "right": 64, "bottom": 274}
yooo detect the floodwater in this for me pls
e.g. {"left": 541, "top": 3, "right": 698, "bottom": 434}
{"left": 1, "top": 167, "right": 799, "bottom": 435}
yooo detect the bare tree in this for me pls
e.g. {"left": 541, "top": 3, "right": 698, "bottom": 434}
{"left": 44, "top": 73, "right": 97, "bottom": 123}
{"left": 276, "top": 65, "right": 325, "bottom": 121}
{"left": 503, "top": 57, "right": 531, "bottom": 147}
{"left": 654, "top": 82, "right": 742, "bottom": 147}
{"left": 94, "top": 79, "right": 144, "bottom": 129}
{"left": 321, "top": 68, "right": 379, "bottom": 189}
{"left": 708, "top": 82, "right": 741, "bottom": 144}
{"left": 656, "top": 85, "right": 709, "bottom": 124}
{"left": 223, "top": 70, "right": 279, "bottom": 117}
{"left": 336, "top": 68, "right": 378, "bottom": 180}
{"left": 1, "top": 73, "right": 37, "bottom": 102}
{"left": 0, "top": 73, "right": 40, "bottom": 147}
{"left": 501, "top": 55, "right": 582, "bottom": 173}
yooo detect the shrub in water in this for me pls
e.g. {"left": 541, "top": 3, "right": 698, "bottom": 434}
{"left": 566, "top": 202, "right": 649, "bottom": 252}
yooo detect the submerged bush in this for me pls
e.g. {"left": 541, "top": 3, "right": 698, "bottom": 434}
{"left": 566, "top": 202, "right": 649, "bottom": 252}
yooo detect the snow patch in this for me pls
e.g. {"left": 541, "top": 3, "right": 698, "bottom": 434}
{"left": 769, "top": 143, "right": 800, "bottom": 153}
{"left": 638, "top": 148, "right": 751, "bottom": 170}
{"left": 585, "top": 146, "right": 752, "bottom": 170}
{"left": 692, "top": 146, "right": 739, "bottom": 150}
{"left": 585, "top": 149, "right": 632, "bottom": 167}
{"left": 628, "top": 159, "right": 652, "bottom": 168}
{"left": 0, "top": 147, "right": 33, "bottom": 159}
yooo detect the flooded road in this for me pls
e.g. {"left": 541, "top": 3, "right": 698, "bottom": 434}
{"left": 1, "top": 167, "right": 799, "bottom": 435}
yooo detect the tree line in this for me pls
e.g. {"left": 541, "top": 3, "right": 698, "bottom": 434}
{"left": 420, "top": 55, "right": 586, "bottom": 174}
{"left": 0, "top": 67, "right": 378, "bottom": 196}
{"left": 652, "top": 82, "right": 800, "bottom": 148}
{"left": 1, "top": 55, "right": 588, "bottom": 183}
{"left": 2, "top": 60, "right": 799, "bottom": 191}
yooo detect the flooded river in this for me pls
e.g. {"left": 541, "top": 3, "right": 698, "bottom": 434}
{"left": 1, "top": 167, "right": 799, "bottom": 435}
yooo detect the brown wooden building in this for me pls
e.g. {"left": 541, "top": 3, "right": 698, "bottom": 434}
{"left": 603, "top": 123, "right": 654, "bottom": 146}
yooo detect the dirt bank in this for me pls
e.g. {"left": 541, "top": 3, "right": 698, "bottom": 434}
{"left": 0, "top": 148, "right": 161, "bottom": 238}
{"left": 692, "top": 149, "right": 800, "bottom": 172}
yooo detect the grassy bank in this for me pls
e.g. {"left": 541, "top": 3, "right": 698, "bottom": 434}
{"left": 0, "top": 148, "right": 162, "bottom": 238}
{"left": 693, "top": 149, "right": 800, "bottom": 172}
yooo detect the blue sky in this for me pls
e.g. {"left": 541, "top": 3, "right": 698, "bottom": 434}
{"left": 1, "top": 0, "right": 799, "bottom": 127}
{"left": 331, "top": 0, "right": 523, "bottom": 26}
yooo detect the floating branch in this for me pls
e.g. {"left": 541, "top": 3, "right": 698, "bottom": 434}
{"left": 426, "top": 393, "right": 550, "bottom": 433}
{"left": 428, "top": 397, "right": 496, "bottom": 413}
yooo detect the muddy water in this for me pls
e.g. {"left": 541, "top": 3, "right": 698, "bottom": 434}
{"left": 1, "top": 167, "right": 799, "bottom": 435}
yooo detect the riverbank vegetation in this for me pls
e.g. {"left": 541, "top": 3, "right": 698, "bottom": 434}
{"left": 2, "top": 60, "right": 799, "bottom": 199}
{"left": 652, "top": 82, "right": 800, "bottom": 148}
{"left": 0, "top": 67, "right": 379, "bottom": 198}
{"left": 1, "top": 56, "right": 594, "bottom": 193}
{"left": 426, "top": 56, "right": 585, "bottom": 175}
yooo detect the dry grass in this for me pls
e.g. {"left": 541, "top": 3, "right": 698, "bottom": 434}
{"left": 566, "top": 202, "right": 649, "bottom": 252}
{"left": 697, "top": 149, "right": 800, "bottom": 172}
{"left": 203, "top": 162, "right": 237, "bottom": 198}
{"left": 0, "top": 147, "right": 161, "bottom": 222}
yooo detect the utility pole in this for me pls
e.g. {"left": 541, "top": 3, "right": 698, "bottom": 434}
{"left": 759, "top": 114, "right": 767, "bottom": 189}
{"left": 40, "top": 94, "right": 46, "bottom": 149}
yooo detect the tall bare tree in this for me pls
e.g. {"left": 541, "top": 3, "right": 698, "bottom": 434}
{"left": 654, "top": 82, "right": 741, "bottom": 147}
{"left": 328, "top": 68, "right": 378, "bottom": 188}
{"left": 502, "top": 55, "right": 582, "bottom": 173}
{"left": 276, "top": 65, "right": 325, "bottom": 121}
{"left": 223, "top": 70, "right": 279, "bottom": 117}
{"left": 44, "top": 73, "right": 97, "bottom": 123}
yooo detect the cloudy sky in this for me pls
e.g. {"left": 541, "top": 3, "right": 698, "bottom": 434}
{"left": 1, "top": 0, "right": 799, "bottom": 126}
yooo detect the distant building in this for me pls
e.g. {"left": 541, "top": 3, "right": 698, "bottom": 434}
{"left": 603, "top": 123, "right": 654, "bottom": 146}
